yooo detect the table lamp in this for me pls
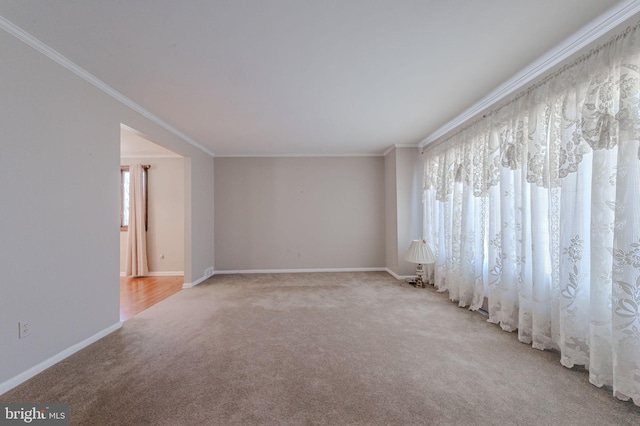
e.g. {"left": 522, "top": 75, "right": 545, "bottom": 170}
{"left": 404, "top": 239, "right": 435, "bottom": 288}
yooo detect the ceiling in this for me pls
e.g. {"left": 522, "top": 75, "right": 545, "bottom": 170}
{"left": 0, "top": 0, "right": 628, "bottom": 156}
{"left": 121, "top": 126, "right": 182, "bottom": 159}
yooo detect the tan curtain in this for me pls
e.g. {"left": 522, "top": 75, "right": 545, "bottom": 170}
{"left": 125, "top": 164, "right": 148, "bottom": 277}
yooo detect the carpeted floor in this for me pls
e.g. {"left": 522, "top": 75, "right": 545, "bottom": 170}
{"left": 1, "top": 272, "right": 639, "bottom": 425}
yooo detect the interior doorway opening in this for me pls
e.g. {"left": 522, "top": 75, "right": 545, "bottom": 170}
{"left": 119, "top": 125, "right": 186, "bottom": 321}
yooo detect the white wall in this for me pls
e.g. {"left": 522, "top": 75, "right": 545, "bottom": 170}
{"left": 0, "top": 15, "right": 423, "bottom": 393}
{"left": 120, "top": 157, "right": 184, "bottom": 275}
{"left": 0, "top": 30, "right": 214, "bottom": 390}
{"left": 395, "top": 147, "right": 423, "bottom": 275}
{"left": 214, "top": 157, "right": 385, "bottom": 270}
{"left": 187, "top": 154, "right": 216, "bottom": 280}
{"left": 385, "top": 147, "right": 422, "bottom": 276}
{"left": 385, "top": 149, "right": 399, "bottom": 272}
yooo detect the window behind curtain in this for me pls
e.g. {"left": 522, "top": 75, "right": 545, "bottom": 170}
{"left": 120, "top": 166, "right": 147, "bottom": 231}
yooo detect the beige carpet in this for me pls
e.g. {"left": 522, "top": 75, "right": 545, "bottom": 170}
{"left": 1, "top": 272, "right": 639, "bottom": 425}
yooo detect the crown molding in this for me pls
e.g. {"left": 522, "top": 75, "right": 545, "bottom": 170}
{"left": 382, "top": 143, "right": 420, "bottom": 156}
{"left": 121, "top": 154, "right": 183, "bottom": 159}
{"left": 214, "top": 267, "right": 387, "bottom": 274}
{"left": 382, "top": 146, "right": 395, "bottom": 156}
{"left": 214, "top": 152, "right": 383, "bottom": 158}
{"left": 0, "top": 16, "right": 216, "bottom": 157}
{"left": 419, "top": 0, "right": 640, "bottom": 147}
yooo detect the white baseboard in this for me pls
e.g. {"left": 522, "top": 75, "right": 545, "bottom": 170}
{"left": 187, "top": 266, "right": 215, "bottom": 288}
{"left": 184, "top": 268, "right": 411, "bottom": 286}
{"left": 120, "top": 271, "right": 184, "bottom": 277}
{"left": 182, "top": 277, "right": 203, "bottom": 289}
{"left": 214, "top": 267, "right": 387, "bottom": 275}
{"left": 0, "top": 322, "right": 122, "bottom": 396}
{"left": 384, "top": 268, "right": 414, "bottom": 281}
{"left": 146, "top": 271, "right": 184, "bottom": 277}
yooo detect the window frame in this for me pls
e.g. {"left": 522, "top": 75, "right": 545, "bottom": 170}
{"left": 120, "top": 165, "right": 148, "bottom": 231}
{"left": 120, "top": 166, "right": 130, "bottom": 231}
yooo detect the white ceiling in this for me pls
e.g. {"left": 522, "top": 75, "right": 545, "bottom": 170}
{"left": 121, "top": 126, "right": 182, "bottom": 159}
{"left": 0, "top": 0, "right": 629, "bottom": 156}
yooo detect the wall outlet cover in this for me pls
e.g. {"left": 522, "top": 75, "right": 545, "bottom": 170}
{"left": 18, "top": 322, "right": 31, "bottom": 339}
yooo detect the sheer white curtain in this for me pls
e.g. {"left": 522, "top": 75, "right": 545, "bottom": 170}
{"left": 423, "top": 24, "right": 640, "bottom": 405}
{"left": 125, "top": 164, "right": 149, "bottom": 277}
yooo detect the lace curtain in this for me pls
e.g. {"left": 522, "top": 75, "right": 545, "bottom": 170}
{"left": 423, "top": 23, "right": 640, "bottom": 405}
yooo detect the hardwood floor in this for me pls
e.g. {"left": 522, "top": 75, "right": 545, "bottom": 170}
{"left": 120, "top": 276, "right": 183, "bottom": 322}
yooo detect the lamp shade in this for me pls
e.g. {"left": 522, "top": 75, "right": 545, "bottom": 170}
{"left": 404, "top": 240, "right": 435, "bottom": 264}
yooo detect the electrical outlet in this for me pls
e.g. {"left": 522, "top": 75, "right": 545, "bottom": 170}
{"left": 18, "top": 322, "right": 31, "bottom": 339}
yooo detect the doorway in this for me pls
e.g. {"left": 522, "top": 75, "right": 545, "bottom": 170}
{"left": 120, "top": 125, "right": 186, "bottom": 320}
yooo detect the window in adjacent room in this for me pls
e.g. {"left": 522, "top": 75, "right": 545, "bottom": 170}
{"left": 120, "top": 166, "right": 148, "bottom": 231}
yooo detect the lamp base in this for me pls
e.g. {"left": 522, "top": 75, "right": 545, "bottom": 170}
{"left": 406, "top": 275, "right": 425, "bottom": 288}
{"left": 415, "top": 263, "right": 425, "bottom": 288}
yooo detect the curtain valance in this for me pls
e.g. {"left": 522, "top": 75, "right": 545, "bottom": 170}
{"left": 422, "top": 21, "right": 640, "bottom": 406}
